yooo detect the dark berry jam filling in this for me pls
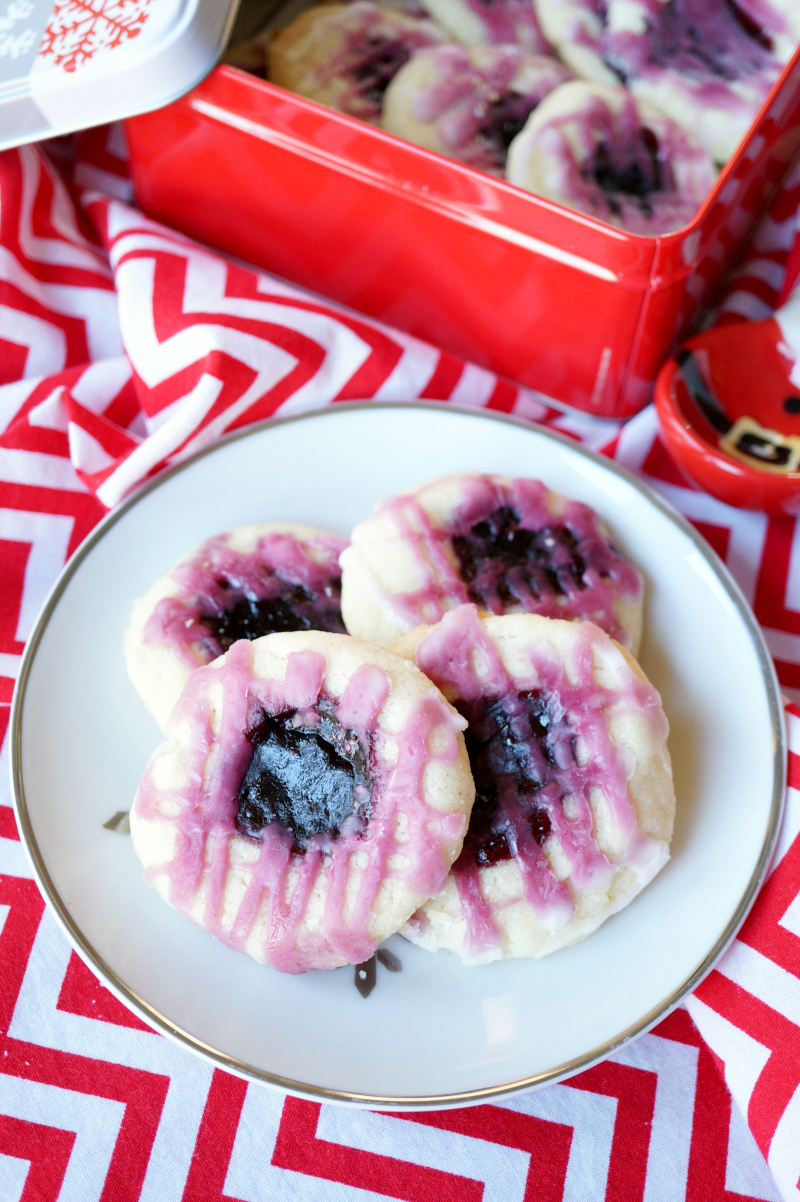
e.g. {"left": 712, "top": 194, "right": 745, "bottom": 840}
{"left": 584, "top": 128, "right": 669, "bottom": 219}
{"left": 237, "top": 705, "right": 371, "bottom": 850}
{"left": 479, "top": 93, "right": 539, "bottom": 167}
{"left": 200, "top": 580, "right": 345, "bottom": 654}
{"left": 451, "top": 505, "right": 597, "bottom": 611}
{"left": 603, "top": 0, "right": 774, "bottom": 85}
{"left": 455, "top": 688, "right": 574, "bottom": 870}
{"left": 350, "top": 36, "right": 412, "bottom": 104}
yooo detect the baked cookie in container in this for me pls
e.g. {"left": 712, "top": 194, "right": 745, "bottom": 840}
{"left": 382, "top": 44, "right": 572, "bottom": 173}
{"left": 506, "top": 81, "right": 716, "bottom": 235}
{"left": 130, "top": 631, "right": 475, "bottom": 973}
{"left": 394, "top": 606, "right": 675, "bottom": 963}
{"left": 340, "top": 472, "right": 644, "bottom": 653}
{"left": 125, "top": 522, "right": 348, "bottom": 731}
{"left": 268, "top": 1, "right": 447, "bottom": 122}
{"left": 418, "top": 0, "right": 552, "bottom": 54}
{"left": 534, "top": 0, "right": 800, "bottom": 162}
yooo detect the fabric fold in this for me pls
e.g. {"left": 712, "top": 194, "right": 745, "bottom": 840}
{"left": 0, "top": 128, "right": 799, "bottom": 1201}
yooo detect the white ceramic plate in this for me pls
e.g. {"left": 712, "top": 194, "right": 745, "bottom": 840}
{"left": 10, "top": 403, "right": 784, "bottom": 1108}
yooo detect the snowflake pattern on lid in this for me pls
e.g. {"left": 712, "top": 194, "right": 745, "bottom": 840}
{"left": 0, "top": 0, "right": 38, "bottom": 62}
{"left": 38, "top": 0, "right": 151, "bottom": 72}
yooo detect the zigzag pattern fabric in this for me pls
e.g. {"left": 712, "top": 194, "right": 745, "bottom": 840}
{"left": 1, "top": 130, "right": 799, "bottom": 1201}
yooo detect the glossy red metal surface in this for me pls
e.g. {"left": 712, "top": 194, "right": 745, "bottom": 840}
{"left": 126, "top": 45, "right": 800, "bottom": 418}
{"left": 655, "top": 323, "right": 800, "bottom": 515}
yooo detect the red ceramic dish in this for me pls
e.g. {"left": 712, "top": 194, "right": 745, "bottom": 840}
{"left": 126, "top": 39, "right": 800, "bottom": 419}
{"left": 655, "top": 323, "right": 800, "bottom": 516}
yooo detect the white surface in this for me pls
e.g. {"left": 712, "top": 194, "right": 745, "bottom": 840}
{"left": 0, "top": 1153, "right": 29, "bottom": 1202}
{"left": 12, "top": 404, "right": 782, "bottom": 1105}
{"left": 1, "top": 0, "right": 238, "bottom": 152}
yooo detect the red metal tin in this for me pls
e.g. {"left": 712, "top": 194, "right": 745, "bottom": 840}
{"left": 125, "top": 45, "right": 800, "bottom": 418}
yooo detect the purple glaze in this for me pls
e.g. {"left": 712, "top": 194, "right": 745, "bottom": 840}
{"left": 457, "top": 0, "right": 554, "bottom": 54}
{"left": 378, "top": 475, "right": 642, "bottom": 648}
{"left": 347, "top": 37, "right": 415, "bottom": 105}
{"left": 414, "top": 605, "right": 667, "bottom": 959}
{"left": 579, "top": 118, "right": 671, "bottom": 222}
{"left": 735, "top": 0, "right": 790, "bottom": 42}
{"left": 323, "top": 3, "right": 444, "bottom": 118}
{"left": 601, "top": 0, "right": 778, "bottom": 87}
{"left": 410, "top": 46, "right": 571, "bottom": 171}
{"left": 538, "top": 90, "right": 714, "bottom": 234}
{"left": 134, "top": 640, "right": 468, "bottom": 973}
{"left": 562, "top": 0, "right": 785, "bottom": 118}
{"left": 145, "top": 530, "right": 348, "bottom": 671}
{"left": 596, "top": 122, "right": 663, "bottom": 191}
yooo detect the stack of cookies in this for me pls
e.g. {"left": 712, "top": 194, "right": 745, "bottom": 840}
{"left": 125, "top": 472, "right": 675, "bottom": 975}
{"left": 224, "top": 0, "right": 800, "bottom": 232}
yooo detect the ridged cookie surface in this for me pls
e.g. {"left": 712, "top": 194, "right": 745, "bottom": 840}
{"left": 340, "top": 472, "right": 643, "bottom": 653}
{"left": 131, "top": 631, "right": 475, "bottom": 973}
{"left": 125, "top": 522, "right": 347, "bottom": 731}
{"left": 394, "top": 606, "right": 674, "bottom": 962}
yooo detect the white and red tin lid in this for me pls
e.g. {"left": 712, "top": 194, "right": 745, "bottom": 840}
{"left": 0, "top": 0, "right": 240, "bottom": 149}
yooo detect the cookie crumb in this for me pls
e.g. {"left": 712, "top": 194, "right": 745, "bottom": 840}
{"left": 103, "top": 811, "right": 131, "bottom": 834}
{"left": 354, "top": 955, "right": 377, "bottom": 997}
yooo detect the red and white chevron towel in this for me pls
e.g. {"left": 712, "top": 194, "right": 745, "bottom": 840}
{"left": 2, "top": 130, "right": 800, "bottom": 1202}
{"left": 714, "top": 156, "right": 800, "bottom": 328}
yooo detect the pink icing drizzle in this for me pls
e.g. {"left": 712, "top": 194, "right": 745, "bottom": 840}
{"left": 134, "top": 639, "right": 468, "bottom": 973}
{"left": 408, "top": 46, "right": 571, "bottom": 171}
{"left": 144, "top": 530, "right": 348, "bottom": 670}
{"left": 534, "top": 90, "right": 716, "bottom": 235}
{"left": 601, "top": 0, "right": 782, "bottom": 97}
{"left": 456, "top": 0, "right": 553, "bottom": 54}
{"left": 570, "top": 0, "right": 786, "bottom": 114}
{"left": 319, "top": 2, "right": 445, "bottom": 118}
{"left": 376, "top": 475, "right": 642, "bottom": 647}
{"left": 414, "top": 605, "right": 667, "bottom": 959}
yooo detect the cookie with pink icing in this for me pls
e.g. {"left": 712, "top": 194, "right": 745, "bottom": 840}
{"left": 417, "top": 0, "right": 552, "bottom": 53}
{"left": 339, "top": 472, "right": 644, "bottom": 654}
{"left": 534, "top": 0, "right": 799, "bottom": 163}
{"left": 125, "top": 523, "right": 349, "bottom": 732}
{"left": 268, "top": 2, "right": 447, "bottom": 122}
{"left": 506, "top": 81, "right": 717, "bottom": 234}
{"left": 382, "top": 44, "right": 571, "bottom": 174}
{"left": 393, "top": 606, "right": 674, "bottom": 962}
{"left": 130, "top": 631, "right": 475, "bottom": 973}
